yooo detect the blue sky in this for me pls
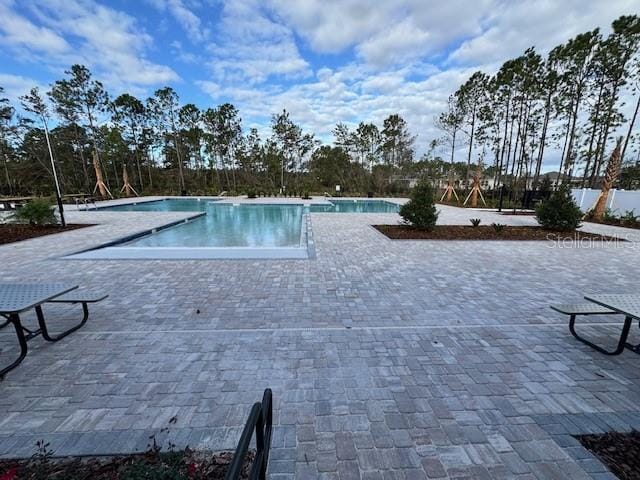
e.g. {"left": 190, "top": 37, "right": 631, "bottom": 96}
{"left": 0, "top": 0, "right": 637, "bottom": 170}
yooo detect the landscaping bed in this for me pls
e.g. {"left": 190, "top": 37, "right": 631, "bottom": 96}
{"left": 577, "top": 431, "right": 640, "bottom": 480}
{"left": 0, "top": 224, "right": 90, "bottom": 245}
{"left": 0, "top": 448, "right": 254, "bottom": 479}
{"left": 374, "top": 224, "right": 624, "bottom": 241}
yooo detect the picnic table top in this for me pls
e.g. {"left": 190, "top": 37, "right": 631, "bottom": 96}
{"left": 0, "top": 284, "right": 78, "bottom": 314}
{"left": 584, "top": 294, "right": 640, "bottom": 321}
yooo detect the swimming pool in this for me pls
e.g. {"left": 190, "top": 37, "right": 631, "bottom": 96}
{"left": 69, "top": 198, "right": 399, "bottom": 259}
{"left": 102, "top": 198, "right": 400, "bottom": 214}
{"left": 126, "top": 203, "right": 304, "bottom": 248}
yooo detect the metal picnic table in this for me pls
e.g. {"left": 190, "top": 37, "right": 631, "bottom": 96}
{"left": 0, "top": 196, "right": 35, "bottom": 210}
{"left": 0, "top": 283, "right": 79, "bottom": 378}
{"left": 583, "top": 294, "right": 640, "bottom": 356}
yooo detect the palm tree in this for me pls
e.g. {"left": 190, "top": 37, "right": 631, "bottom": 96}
{"left": 592, "top": 137, "right": 623, "bottom": 220}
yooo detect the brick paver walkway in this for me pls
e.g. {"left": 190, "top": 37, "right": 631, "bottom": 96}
{"left": 1, "top": 198, "right": 638, "bottom": 479}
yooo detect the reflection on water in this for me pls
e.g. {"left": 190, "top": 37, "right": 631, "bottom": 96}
{"left": 125, "top": 203, "right": 304, "bottom": 247}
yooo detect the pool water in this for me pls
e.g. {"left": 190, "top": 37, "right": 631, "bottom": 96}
{"left": 125, "top": 203, "right": 304, "bottom": 247}
{"left": 103, "top": 198, "right": 212, "bottom": 212}
{"left": 100, "top": 198, "right": 399, "bottom": 248}
{"left": 309, "top": 199, "right": 399, "bottom": 213}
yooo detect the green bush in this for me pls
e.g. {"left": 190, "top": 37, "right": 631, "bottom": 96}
{"left": 11, "top": 199, "right": 58, "bottom": 226}
{"left": 603, "top": 209, "right": 618, "bottom": 223}
{"left": 400, "top": 181, "right": 439, "bottom": 231}
{"left": 535, "top": 186, "right": 582, "bottom": 231}
{"left": 246, "top": 189, "right": 257, "bottom": 199}
{"left": 491, "top": 223, "right": 506, "bottom": 233}
{"left": 621, "top": 210, "right": 638, "bottom": 227}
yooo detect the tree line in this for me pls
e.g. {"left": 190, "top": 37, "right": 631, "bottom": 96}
{"left": 1, "top": 14, "right": 639, "bottom": 200}
{"left": 436, "top": 14, "right": 640, "bottom": 196}
{"left": 0, "top": 65, "right": 421, "bottom": 198}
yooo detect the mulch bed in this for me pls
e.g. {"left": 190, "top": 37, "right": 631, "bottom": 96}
{"left": 577, "top": 431, "right": 640, "bottom": 480}
{"left": 374, "top": 224, "right": 625, "bottom": 241}
{"left": 0, "top": 448, "right": 254, "bottom": 479}
{"left": 0, "top": 224, "right": 90, "bottom": 246}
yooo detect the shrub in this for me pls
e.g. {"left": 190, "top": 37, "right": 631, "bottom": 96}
{"left": 492, "top": 223, "right": 506, "bottom": 233}
{"left": 621, "top": 210, "right": 638, "bottom": 227}
{"left": 302, "top": 191, "right": 311, "bottom": 200}
{"left": 602, "top": 208, "right": 618, "bottom": 223}
{"left": 11, "top": 199, "right": 58, "bottom": 226}
{"left": 247, "top": 189, "right": 257, "bottom": 199}
{"left": 470, "top": 218, "right": 481, "bottom": 227}
{"left": 535, "top": 186, "right": 582, "bottom": 231}
{"left": 400, "top": 181, "right": 439, "bottom": 231}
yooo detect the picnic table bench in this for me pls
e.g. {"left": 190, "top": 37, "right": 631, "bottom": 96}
{"left": 0, "top": 284, "right": 107, "bottom": 378}
{"left": 63, "top": 193, "right": 97, "bottom": 210}
{"left": 551, "top": 294, "right": 640, "bottom": 356}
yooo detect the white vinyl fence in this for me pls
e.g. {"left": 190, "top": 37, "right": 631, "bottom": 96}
{"left": 572, "top": 188, "right": 640, "bottom": 214}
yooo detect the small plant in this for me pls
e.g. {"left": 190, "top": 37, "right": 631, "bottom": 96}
{"left": 621, "top": 210, "right": 638, "bottom": 227}
{"left": 302, "top": 191, "right": 311, "bottom": 200}
{"left": 535, "top": 185, "right": 582, "bottom": 231}
{"left": 492, "top": 223, "right": 506, "bottom": 233}
{"left": 11, "top": 199, "right": 57, "bottom": 226}
{"left": 27, "top": 440, "right": 54, "bottom": 480}
{"left": 602, "top": 208, "right": 618, "bottom": 223}
{"left": 470, "top": 218, "right": 481, "bottom": 227}
{"left": 246, "top": 189, "right": 257, "bottom": 199}
{"left": 399, "top": 181, "right": 439, "bottom": 231}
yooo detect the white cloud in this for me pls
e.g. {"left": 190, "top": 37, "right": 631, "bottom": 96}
{"left": 0, "top": 0, "right": 69, "bottom": 55}
{"left": 448, "top": 0, "right": 637, "bottom": 65}
{"left": 170, "top": 40, "right": 200, "bottom": 64}
{"left": 269, "top": 0, "right": 491, "bottom": 67}
{"left": 204, "top": 0, "right": 310, "bottom": 84}
{"left": 0, "top": 73, "right": 44, "bottom": 105}
{"left": 198, "top": 62, "right": 476, "bottom": 158}
{"left": 0, "top": 0, "right": 179, "bottom": 93}
{"left": 269, "top": 1, "right": 399, "bottom": 54}
{"left": 357, "top": 18, "right": 432, "bottom": 66}
{"left": 148, "top": 0, "right": 209, "bottom": 43}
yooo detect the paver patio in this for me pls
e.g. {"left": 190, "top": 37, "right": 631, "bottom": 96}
{"left": 1, "top": 199, "right": 639, "bottom": 479}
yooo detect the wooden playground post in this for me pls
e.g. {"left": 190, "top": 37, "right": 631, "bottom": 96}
{"left": 92, "top": 151, "right": 113, "bottom": 199}
{"left": 120, "top": 164, "right": 139, "bottom": 197}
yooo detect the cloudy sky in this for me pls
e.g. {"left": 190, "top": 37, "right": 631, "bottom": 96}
{"left": 0, "top": 0, "right": 637, "bottom": 170}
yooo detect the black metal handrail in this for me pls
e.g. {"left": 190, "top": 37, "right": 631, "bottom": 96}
{"left": 225, "top": 388, "right": 273, "bottom": 480}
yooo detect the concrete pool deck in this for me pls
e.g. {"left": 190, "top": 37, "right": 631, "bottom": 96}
{"left": 1, "top": 197, "right": 639, "bottom": 479}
